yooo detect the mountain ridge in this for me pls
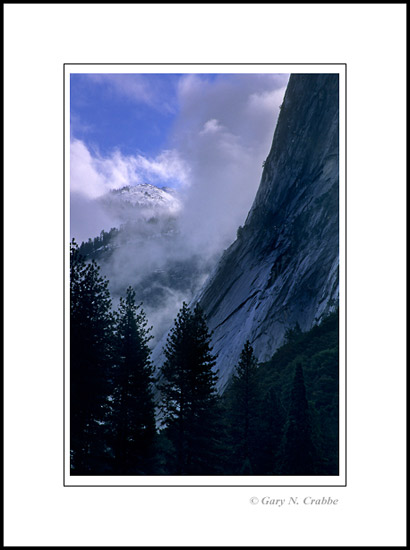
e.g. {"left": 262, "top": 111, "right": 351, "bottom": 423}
{"left": 194, "top": 74, "right": 340, "bottom": 388}
{"left": 97, "top": 182, "right": 182, "bottom": 225}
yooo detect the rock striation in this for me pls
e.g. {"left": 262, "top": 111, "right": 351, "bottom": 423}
{"left": 196, "top": 74, "right": 340, "bottom": 389}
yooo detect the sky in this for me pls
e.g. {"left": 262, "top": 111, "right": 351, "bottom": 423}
{"left": 70, "top": 72, "right": 290, "bottom": 239}
{"left": 70, "top": 71, "right": 290, "bottom": 341}
{"left": 71, "top": 73, "right": 289, "bottom": 314}
{"left": 71, "top": 73, "right": 183, "bottom": 158}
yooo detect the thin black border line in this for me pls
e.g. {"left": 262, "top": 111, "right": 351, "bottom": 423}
{"left": 64, "top": 62, "right": 345, "bottom": 65}
{"left": 63, "top": 63, "right": 347, "bottom": 488}
{"left": 63, "top": 64, "right": 66, "bottom": 488}
{"left": 344, "top": 64, "right": 347, "bottom": 487}
{"left": 66, "top": 485, "right": 345, "bottom": 488}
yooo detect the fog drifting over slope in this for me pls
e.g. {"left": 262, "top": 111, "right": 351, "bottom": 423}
{"left": 70, "top": 73, "right": 289, "bottom": 342}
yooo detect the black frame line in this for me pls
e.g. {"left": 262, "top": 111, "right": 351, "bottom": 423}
{"left": 63, "top": 62, "right": 347, "bottom": 488}
{"left": 63, "top": 63, "right": 65, "bottom": 487}
{"left": 64, "top": 62, "right": 345, "bottom": 65}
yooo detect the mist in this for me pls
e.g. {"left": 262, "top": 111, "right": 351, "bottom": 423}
{"left": 70, "top": 73, "right": 290, "bottom": 344}
{"left": 173, "top": 73, "right": 289, "bottom": 256}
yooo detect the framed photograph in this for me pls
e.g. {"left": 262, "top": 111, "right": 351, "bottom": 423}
{"left": 5, "top": 4, "right": 406, "bottom": 547}
{"left": 64, "top": 63, "right": 346, "bottom": 487}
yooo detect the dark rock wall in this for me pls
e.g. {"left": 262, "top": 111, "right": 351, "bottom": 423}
{"left": 197, "top": 74, "right": 340, "bottom": 388}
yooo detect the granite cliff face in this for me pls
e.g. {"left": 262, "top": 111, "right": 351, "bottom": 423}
{"left": 196, "top": 74, "right": 339, "bottom": 389}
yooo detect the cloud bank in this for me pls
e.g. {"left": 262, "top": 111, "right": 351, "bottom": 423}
{"left": 172, "top": 73, "right": 289, "bottom": 256}
{"left": 71, "top": 73, "right": 288, "bottom": 245}
{"left": 70, "top": 140, "right": 189, "bottom": 242}
{"left": 70, "top": 73, "right": 289, "bottom": 341}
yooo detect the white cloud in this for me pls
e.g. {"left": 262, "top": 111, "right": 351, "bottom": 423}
{"left": 70, "top": 139, "right": 189, "bottom": 241}
{"left": 133, "top": 150, "right": 190, "bottom": 187}
{"left": 247, "top": 88, "right": 285, "bottom": 112}
{"left": 170, "top": 73, "right": 290, "bottom": 256}
{"left": 200, "top": 118, "right": 223, "bottom": 135}
{"left": 70, "top": 72, "right": 290, "bottom": 342}
{"left": 70, "top": 191, "right": 116, "bottom": 244}
{"left": 71, "top": 139, "right": 189, "bottom": 200}
{"left": 71, "top": 73, "right": 289, "bottom": 250}
{"left": 70, "top": 139, "right": 108, "bottom": 199}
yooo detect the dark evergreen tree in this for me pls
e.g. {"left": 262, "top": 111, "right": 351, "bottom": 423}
{"left": 278, "top": 362, "right": 317, "bottom": 475}
{"left": 159, "top": 303, "right": 221, "bottom": 474}
{"left": 109, "top": 287, "right": 157, "bottom": 474}
{"left": 254, "top": 387, "right": 285, "bottom": 474}
{"left": 255, "top": 310, "right": 339, "bottom": 475}
{"left": 70, "top": 239, "right": 114, "bottom": 474}
{"left": 224, "top": 341, "right": 260, "bottom": 474}
{"left": 284, "top": 322, "right": 303, "bottom": 344}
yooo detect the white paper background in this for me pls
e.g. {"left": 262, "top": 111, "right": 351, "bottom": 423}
{"left": 4, "top": 4, "right": 406, "bottom": 547}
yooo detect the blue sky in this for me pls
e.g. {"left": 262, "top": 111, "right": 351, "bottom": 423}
{"left": 71, "top": 73, "right": 181, "bottom": 157}
{"left": 70, "top": 72, "right": 290, "bottom": 242}
{"left": 71, "top": 73, "right": 221, "bottom": 158}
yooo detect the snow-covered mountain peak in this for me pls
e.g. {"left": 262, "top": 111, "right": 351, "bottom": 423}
{"left": 97, "top": 183, "right": 182, "bottom": 226}
{"left": 108, "top": 183, "right": 181, "bottom": 212}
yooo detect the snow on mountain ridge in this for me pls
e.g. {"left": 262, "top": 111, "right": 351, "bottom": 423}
{"left": 107, "top": 183, "right": 181, "bottom": 211}
{"left": 97, "top": 183, "right": 182, "bottom": 227}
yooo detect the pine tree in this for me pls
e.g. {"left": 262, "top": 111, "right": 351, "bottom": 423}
{"left": 284, "top": 322, "right": 303, "bottom": 344}
{"left": 225, "top": 341, "right": 260, "bottom": 474}
{"left": 70, "top": 239, "right": 114, "bottom": 474}
{"left": 159, "top": 302, "right": 221, "bottom": 474}
{"left": 254, "top": 387, "right": 285, "bottom": 474}
{"left": 278, "top": 362, "right": 317, "bottom": 475}
{"left": 110, "top": 287, "right": 157, "bottom": 474}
